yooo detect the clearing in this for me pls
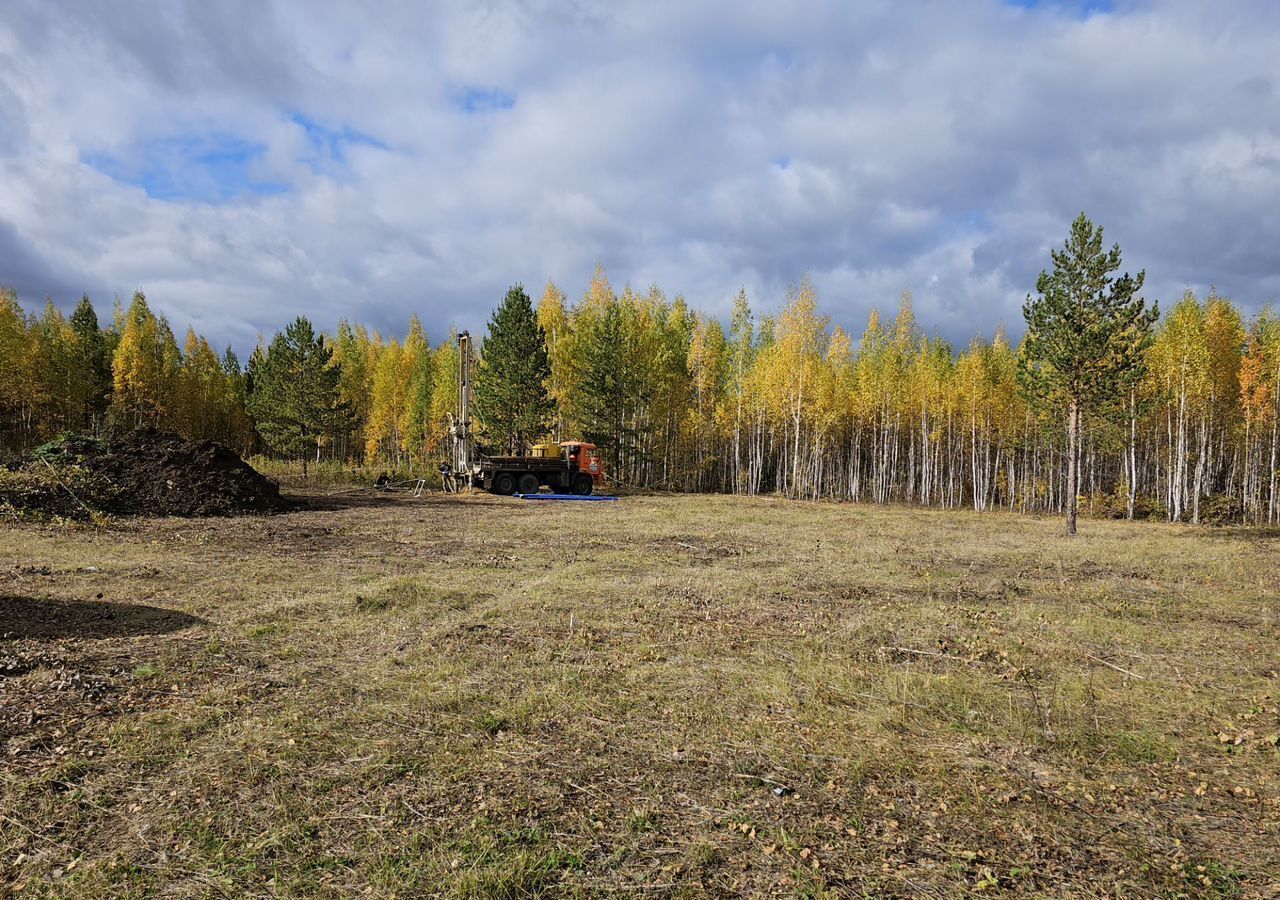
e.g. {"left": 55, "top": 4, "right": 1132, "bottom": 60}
{"left": 2, "top": 493, "right": 1278, "bottom": 897}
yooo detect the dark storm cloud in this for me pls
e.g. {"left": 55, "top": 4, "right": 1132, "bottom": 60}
{"left": 0, "top": 219, "right": 84, "bottom": 302}
{"left": 0, "top": 0, "right": 1277, "bottom": 352}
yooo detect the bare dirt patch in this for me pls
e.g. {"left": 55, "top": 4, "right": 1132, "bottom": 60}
{"left": 1, "top": 596, "right": 206, "bottom": 776}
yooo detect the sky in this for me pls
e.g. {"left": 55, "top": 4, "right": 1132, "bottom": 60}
{"left": 1, "top": 0, "right": 1278, "bottom": 354}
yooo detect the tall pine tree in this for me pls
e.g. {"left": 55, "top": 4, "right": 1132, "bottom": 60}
{"left": 1019, "top": 213, "right": 1157, "bottom": 535}
{"left": 578, "top": 301, "right": 645, "bottom": 477}
{"left": 69, "top": 295, "right": 112, "bottom": 432}
{"left": 473, "top": 284, "right": 554, "bottom": 455}
{"left": 248, "top": 317, "right": 351, "bottom": 475}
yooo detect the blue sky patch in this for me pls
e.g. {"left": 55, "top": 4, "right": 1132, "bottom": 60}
{"left": 85, "top": 133, "right": 288, "bottom": 203}
{"left": 956, "top": 209, "right": 992, "bottom": 232}
{"left": 1006, "top": 0, "right": 1114, "bottom": 16}
{"left": 290, "top": 112, "right": 388, "bottom": 164}
{"left": 452, "top": 86, "right": 516, "bottom": 114}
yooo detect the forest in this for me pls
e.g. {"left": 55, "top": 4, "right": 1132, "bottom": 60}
{"left": 2, "top": 253, "right": 1279, "bottom": 525}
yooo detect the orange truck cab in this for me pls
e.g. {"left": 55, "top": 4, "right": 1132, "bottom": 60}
{"left": 560, "top": 442, "right": 603, "bottom": 489}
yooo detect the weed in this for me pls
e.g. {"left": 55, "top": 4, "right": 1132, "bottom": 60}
{"left": 476, "top": 712, "right": 512, "bottom": 737}
{"left": 131, "top": 663, "right": 161, "bottom": 680}
{"left": 245, "top": 621, "right": 286, "bottom": 638}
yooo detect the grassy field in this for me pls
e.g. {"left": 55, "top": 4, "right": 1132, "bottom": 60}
{"left": 2, "top": 492, "right": 1278, "bottom": 898}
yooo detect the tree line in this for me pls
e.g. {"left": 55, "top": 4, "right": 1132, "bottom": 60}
{"left": 3, "top": 214, "right": 1279, "bottom": 525}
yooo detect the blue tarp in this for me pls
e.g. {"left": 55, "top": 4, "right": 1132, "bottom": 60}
{"left": 515, "top": 493, "right": 619, "bottom": 501}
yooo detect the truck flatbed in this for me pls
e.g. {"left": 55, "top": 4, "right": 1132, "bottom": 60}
{"left": 482, "top": 455, "right": 570, "bottom": 470}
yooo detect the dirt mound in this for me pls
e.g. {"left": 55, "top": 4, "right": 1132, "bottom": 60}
{"left": 7, "top": 429, "right": 294, "bottom": 518}
{"left": 99, "top": 428, "right": 294, "bottom": 517}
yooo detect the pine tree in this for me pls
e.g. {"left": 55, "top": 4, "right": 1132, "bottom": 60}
{"left": 578, "top": 301, "right": 639, "bottom": 477}
{"left": 248, "top": 317, "right": 351, "bottom": 475}
{"left": 69, "top": 296, "right": 112, "bottom": 432}
{"left": 472, "top": 284, "right": 554, "bottom": 455}
{"left": 1019, "top": 213, "right": 1158, "bottom": 535}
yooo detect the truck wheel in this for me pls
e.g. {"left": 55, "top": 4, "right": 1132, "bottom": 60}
{"left": 517, "top": 473, "right": 540, "bottom": 495}
{"left": 572, "top": 474, "right": 594, "bottom": 496}
{"left": 492, "top": 472, "right": 517, "bottom": 495}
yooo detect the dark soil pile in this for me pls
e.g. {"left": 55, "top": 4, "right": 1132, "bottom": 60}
{"left": 99, "top": 429, "right": 294, "bottom": 516}
{"left": 6, "top": 429, "right": 294, "bottom": 518}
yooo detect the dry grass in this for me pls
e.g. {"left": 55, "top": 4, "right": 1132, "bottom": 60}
{"left": 2, "top": 492, "right": 1278, "bottom": 897}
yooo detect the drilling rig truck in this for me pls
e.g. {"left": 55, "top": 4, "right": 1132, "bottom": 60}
{"left": 445, "top": 331, "right": 603, "bottom": 495}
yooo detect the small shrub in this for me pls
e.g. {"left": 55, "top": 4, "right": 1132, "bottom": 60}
{"left": 1093, "top": 489, "right": 1160, "bottom": 521}
{"left": 31, "top": 433, "right": 106, "bottom": 464}
{"left": 1198, "top": 494, "right": 1241, "bottom": 526}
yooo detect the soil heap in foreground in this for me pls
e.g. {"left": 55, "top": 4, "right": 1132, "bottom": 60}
{"left": 17, "top": 429, "right": 294, "bottom": 517}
